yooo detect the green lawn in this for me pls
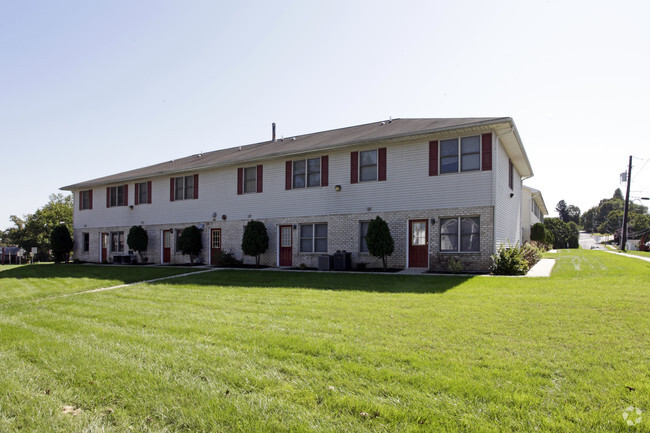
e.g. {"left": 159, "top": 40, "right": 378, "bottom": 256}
{"left": 0, "top": 251, "right": 648, "bottom": 432}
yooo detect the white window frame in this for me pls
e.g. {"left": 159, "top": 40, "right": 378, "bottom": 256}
{"left": 137, "top": 181, "right": 149, "bottom": 205}
{"left": 174, "top": 175, "right": 195, "bottom": 200}
{"left": 299, "top": 223, "right": 328, "bottom": 253}
{"left": 293, "top": 157, "right": 321, "bottom": 188}
{"left": 440, "top": 217, "right": 480, "bottom": 253}
{"left": 359, "top": 221, "right": 370, "bottom": 253}
{"left": 359, "top": 149, "right": 378, "bottom": 182}
{"left": 110, "top": 231, "right": 124, "bottom": 253}
{"left": 108, "top": 186, "right": 126, "bottom": 207}
{"left": 244, "top": 167, "right": 257, "bottom": 194}
{"left": 439, "top": 135, "right": 482, "bottom": 174}
{"left": 82, "top": 232, "right": 90, "bottom": 252}
{"left": 80, "top": 190, "right": 91, "bottom": 210}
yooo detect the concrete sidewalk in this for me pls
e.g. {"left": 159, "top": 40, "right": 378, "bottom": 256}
{"left": 525, "top": 258, "right": 556, "bottom": 277}
{"left": 604, "top": 251, "right": 650, "bottom": 262}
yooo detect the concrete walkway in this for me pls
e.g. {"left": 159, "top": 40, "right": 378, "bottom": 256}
{"left": 525, "top": 258, "right": 556, "bottom": 277}
{"left": 604, "top": 251, "right": 650, "bottom": 262}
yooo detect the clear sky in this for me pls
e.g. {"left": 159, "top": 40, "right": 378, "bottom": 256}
{"left": 2, "top": 0, "right": 649, "bottom": 230}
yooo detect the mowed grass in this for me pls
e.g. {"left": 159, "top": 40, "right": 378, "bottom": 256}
{"left": 0, "top": 251, "right": 648, "bottom": 432}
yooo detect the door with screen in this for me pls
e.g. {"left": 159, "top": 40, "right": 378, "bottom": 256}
{"left": 279, "top": 225, "right": 293, "bottom": 267}
{"left": 408, "top": 220, "right": 428, "bottom": 268}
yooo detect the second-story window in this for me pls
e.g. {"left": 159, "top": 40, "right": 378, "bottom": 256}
{"left": 293, "top": 157, "right": 321, "bottom": 188}
{"left": 359, "top": 150, "right": 378, "bottom": 182}
{"left": 171, "top": 175, "right": 198, "bottom": 201}
{"left": 107, "top": 185, "right": 127, "bottom": 207}
{"left": 79, "top": 190, "right": 93, "bottom": 210}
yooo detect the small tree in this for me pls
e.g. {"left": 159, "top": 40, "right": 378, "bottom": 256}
{"left": 241, "top": 220, "right": 269, "bottom": 267}
{"left": 50, "top": 224, "right": 73, "bottom": 263}
{"left": 530, "top": 223, "right": 548, "bottom": 244}
{"left": 127, "top": 225, "right": 149, "bottom": 263}
{"left": 178, "top": 226, "right": 203, "bottom": 264}
{"left": 366, "top": 216, "right": 394, "bottom": 271}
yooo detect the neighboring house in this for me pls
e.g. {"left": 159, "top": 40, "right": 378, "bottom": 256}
{"left": 61, "top": 117, "right": 537, "bottom": 272}
{"left": 1, "top": 246, "right": 22, "bottom": 265}
{"left": 521, "top": 186, "right": 548, "bottom": 243}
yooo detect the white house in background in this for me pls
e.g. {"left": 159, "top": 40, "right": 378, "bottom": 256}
{"left": 521, "top": 186, "right": 548, "bottom": 242}
{"left": 61, "top": 117, "right": 540, "bottom": 272}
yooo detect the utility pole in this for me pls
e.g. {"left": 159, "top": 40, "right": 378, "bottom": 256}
{"left": 620, "top": 155, "right": 633, "bottom": 251}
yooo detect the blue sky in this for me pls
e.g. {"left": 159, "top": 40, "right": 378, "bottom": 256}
{"left": 2, "top": 0, "right": 650, "bottom": 230}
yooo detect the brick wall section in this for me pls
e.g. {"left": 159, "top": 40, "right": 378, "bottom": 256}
{"left": 73, "top": 205, "right": 494, "bottom": 271}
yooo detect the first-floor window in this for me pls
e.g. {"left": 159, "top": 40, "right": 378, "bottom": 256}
{"left": 440, "top": 217, "right": 480, "bottom": 252}
{"left": 111, "top": 232, "right": 124, "bottom": 252}
{"left": 82, "top": 233, "right": 90, "bottom": 252}
{"left": 300, "top": 223, "right": 327, "bottom": 253}
{"left": 359, "top": 221, "right": 369, "bottom": 253}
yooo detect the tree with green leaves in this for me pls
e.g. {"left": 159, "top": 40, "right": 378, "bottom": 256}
{"left": 50, "top": 224, "right": 73, "bottom": 263}
{"left": 530, "top": 222, "right": 550, "bottom": 246}
{"left": 127, "top": 226, "right": 149, "bottom": 263}
{"left": 241, "top": 220, "right": 269, "bottom": 267}
{"left": 555, "top": 200, "right": 568, "bottom": 222}
{"left": 2, "top": 193, "right": 73, "bottom": 261}
{"left": 543, "top": 217, "right": 579, "bottom": 249}
{"left": 178, "top": 226, "right": 203, "bottom": 264}
{"left": 366, "top": 216, "right": 395, "bottom": 271}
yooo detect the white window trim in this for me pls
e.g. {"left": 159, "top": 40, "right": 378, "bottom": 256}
{"left": 440, "top": 216, "right": 481, "bottom": 253}
{"left": 359, "top": 149, "right": 378, "bottom": 182}
{"left": 243, "top": 166, "right": 257, "bottom": 194}
{"left": 439, "top": 135, "right": 482, "bottom": 175}
{"left": 293, "top": 157, "right": 322, "bottom": 188}
{"left": 299, "top": 223, "right": 328, "bottom": 253}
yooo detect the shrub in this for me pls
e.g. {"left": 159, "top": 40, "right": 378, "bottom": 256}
{"left": 212, "top": 250, "right": 243, "bottom": 267}
{"left": 178, "top": 226, "right": 203, "bottom": 264}
{"left": 50, "top": 225, "right": 73, "bottom": 263}
{"left": 366, "top": 216, "right": 395, "bottom": 271}
{"left": 241, "top": 221, "right": 269, "bottom": 267}
{"left": 530, "top": 223, "right": 549, "bottom": 246}
{"left": 530, "top": 240, "right": 549, "bottom": 253}
{"left": 521, "top": 242, "right": 542, "bottom": 269}
{"left": 491, "top": 243, "right": 529, "bottom": 275}
{"left": 127, "top": 226, "right": 149, "bottom": 263}
{"left": 446, "top": 257, "right": 464, "bottom": 274}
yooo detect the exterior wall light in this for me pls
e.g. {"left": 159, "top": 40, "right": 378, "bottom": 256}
{"left": 335, "top": 185, "right": 342, "bottom": 192}
{"left": 510, "top": 193, "right": 515, "bottom": 198}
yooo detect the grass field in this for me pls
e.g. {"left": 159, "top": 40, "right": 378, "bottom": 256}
{"left": 0, "top": 251, "right": 648, "bottom": 432}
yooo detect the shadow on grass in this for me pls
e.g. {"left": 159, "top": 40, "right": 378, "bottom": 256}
{"left": 0, "top": 264, "right": 196, "bottom": 284}
{"left": 153, "top": 269, "right": 474, "bottom": 294}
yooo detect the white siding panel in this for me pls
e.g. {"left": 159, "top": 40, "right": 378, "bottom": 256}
{"left": 494, "top": 139, "right": 522, "bottom": 249}
{"left": 73, "top": 139, "right": 494, "bottom": 230}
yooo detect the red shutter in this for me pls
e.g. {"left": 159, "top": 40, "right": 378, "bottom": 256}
{"left": 237, "top": 168, "right": 243, "bottom": 195}
{"left": 89, "top": 189, "right": 93, "bottom": 210}
{"left": 285, "top": 161, "right": 292, "bottom": 190}
{"left": 256, "top": 165, "right": 263, "bottom": 193}
{"left": 106, "top": 187, "right": 110, "bottom": 208}
{"left": 378, "top": 148, "right": 387, "bottom": 181}
{"left": 123, "top": 184, "right": 128, "bottom": 206}
{"left": 147, "top": 181, "right": 152, "bottom": 204}
{"left": 351, "top": 151, "right": 359, "bottom": 184}
{"left": 481, "top": 133, "right": 492, "bottom": 171}
{"left": 321, "top": 155, "right": 329, "bottom": 186}
{"left": 193, "top": 174, "right": 199, "bottom": 199}
{"left": 134, "top": 183, "right": 139, "bottom": 205}
{"left": 170, "top": 178, "right": 175, "bottom": 201}
{"left": 429, "top": 141, "right": 439, "bottom": 176}
{"left": 78, "top": 191, "right": 82, "bottom": 210}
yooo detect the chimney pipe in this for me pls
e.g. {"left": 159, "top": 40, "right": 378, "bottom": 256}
{"left": 272, "top": 123, "right": 276, "bottom": 142}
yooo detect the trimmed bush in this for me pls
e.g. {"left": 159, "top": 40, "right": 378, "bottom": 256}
{"left": 50, "top": 225, "right": 73, "bottom": 264}
{"left": 127, "top": 226, "right": 149, "bottom": 263}
{"left": 491, "top": 243, "right": 529, "bottom": 275}
{"left": 178, "top": 226, "right": 203, "bottom": 264}
{"left": 241, "top": 220, "right": 269, "bottom": 267}
{"left": 366, "top": 216, "right": 395, "bottom": 271}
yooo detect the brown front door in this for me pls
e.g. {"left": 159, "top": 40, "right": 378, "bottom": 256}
{"left": 409, "top": 219, "right": 428, "bottom": 268}
{"left": 210, "top": 228, "right": 222, "bottom": 265}
{"left": 101, "top": 233, "right": 109, "bottom": 262}
{"left": 279, "top": 225, "right": 293, "bottom": 267}
{"left": 162, "top": 230, "right": 172, "bottom": 264}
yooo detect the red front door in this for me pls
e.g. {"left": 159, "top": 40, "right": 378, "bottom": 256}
{"left": 279, "top": 225, "right": 293, "bottom": 267}
{"left": 101, "top": 233, "right": 108, "bottom": 262}
{"left": 162, "top": 230, "right": 172, "bottom": 264}
{"left": 408, "top": 220, "right": 428, "bottom": 268}
{"left": 210, "top": 228, "right": 222, "bottom": 265}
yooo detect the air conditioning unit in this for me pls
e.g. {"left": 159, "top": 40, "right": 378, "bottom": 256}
{"left": 318, "top": 255, "right": 333, "bottom": 271}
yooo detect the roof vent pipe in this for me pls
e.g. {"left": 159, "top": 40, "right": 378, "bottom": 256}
{"left": 272, "top": 123, "right": 276, "bottom": 142}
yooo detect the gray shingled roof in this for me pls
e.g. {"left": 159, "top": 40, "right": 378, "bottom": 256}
{"left": 62, "top": 117, "right": 528, "bottom": 189}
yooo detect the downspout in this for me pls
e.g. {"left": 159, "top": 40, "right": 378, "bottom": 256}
{"left": 491, "top": 132, "right": 498, "bottom": 254}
